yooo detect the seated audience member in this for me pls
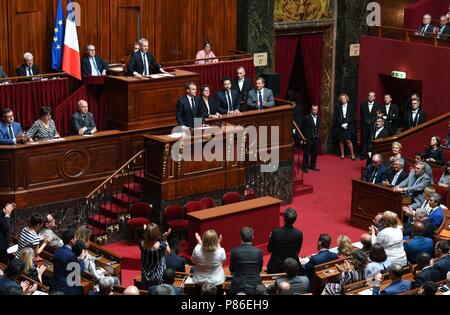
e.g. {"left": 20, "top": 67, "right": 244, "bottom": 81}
{"left": 247, "top": 77, "right": 275, "bottom": 110}
{"left": 155, "top": 284, "right": 175, "bottom": 295}
{"left": 51, "top": 229, "right": 86, "bottom": 295}
{"left": 322, "top": 250, "right": 368, "bottom": 295}
{"left": 27, "top": 106, "right": 60, "bottom": 141}
{"left": 0, "top": 65, "right": 7, "bottom": 78}
{"left": 40, "top": 214, "right": 63, "bottom": 249}
{"left": 191, "top": 230, "right": 226, "bottom": 293}
{"left": 404, "top": 98, "right": 427, "bottom": 130}
{"left": 413, "top": 151, "right": 434, "bottom": 180}
{"left": 425, "top": 136, "right": 446, "bottom": 166}
{"left": 370, "top": 211, "right": 407, "bottom": 266}
{"left": 16, "top": 52, "right": 40, "bottom": 77}
{"left": 0, "top": 108, "right": 26, "bottom": 145}
{"left": 140, "top": 223, "right": 171, "bottom": 288}
{"left": 229, "top": 227, "right": 263, "bottom": 295}
{"left": 382, "top": 156, "right": 396, "bottom": 180}
{"left": 18, "top": 247, "right": 46, "bottom": 283}
{"left": 199, "top": 85, "right": 221, "bottom": 119}
{"left": 431, "top": 240, "right": 450, "bottom": 280}
{"left": 408, "top": 208, "right": 437, "bottom": 239}
{"left": 254, "top": 284, "right": 268, "bottom": 295}
{"left": 0, "top": 203, "right": 14, "bottom": 264}
{"left": 360, "top": 234, "right": 372, "bottom": 253}
{"left": 201, "top": 282, "right": 218, "bottom": 296}
{"left": 302, "top": 234, "right": 339, "bottom": 279}
{"left": 394, "top": 162, "right": 432, "bottom": 210}
{"left": 195, "top": 41, "right": 219, "bottom": 64}
{"left": 215, "top": 77, "right": 240, "bottom": 115}
{"left": 165, "top": 239, "right": 187, "bottom": 273}
{"left": 272, "top": 258, "right": 309, "bottom": 295}
{"left": 363, "top": 154, "right": 387, "bottom": 185}
{"left": 176, "top": 82, "right": 203, "bottom": 129}
{"left": 267, "top": 208, "right": 303, "bottom": 274}
{"left": 414, "top": 253, "right": 441, "bottom": 288}
{"left": 71, "top": 100, "right": 97, "bottom": 136}
{"left": 148, "top": 268, "right": 182, "bottom": 295}
{"left": 336, "top": 235, "right": 353, "bottom": 257}
{"left": 0, "top": 260, "right": 28, "bottom": 294}
{"left": 16, "top": 213, "right": 48, "bottom": 258}
{"left": 383, "top": 158, "right": 408, "bottom": 188}
{"left": 403, "top": 222, "right": 434, "bottom": 264}
{"left": 434, "top": 15, "right": 450, "bottom": 39}
{"left": 81, "top": 44, "right": 108, "bottom": 77}
{"left": 372, "top": 213, "right": 385, "bottom": 232}
{"left": 390, "top": 142, "right": 405, "bottom": 162}
{"left": 418, "top": 281, "right": 438, "bottom": 295}
{"left": 372, "top": 263, "right": 411, "bottom": 295}
{"left": 89, "top": 276, "right": 115, "bottom": 295}
{"left": 366, "top": 243, "right": 392, "bottom": 277}
{"left": 417, "top": 14, "right": 434, "bottom": 36}
{"left": 277, "top": 281, "right": 292, "bottom": 295}
{"left": 128, "top": 38, "right": 167, "bottom": 77}
{"left": 403, "top": 186, "right": 435, "bottom": 223}
{"left": 438, "top": 161, "right": 450, "bottom": 188}
{"left": 232, "top": 67, "right": 254, "bottom": 112}
{"left": 123, "top": 285, "right": 140, "bottom": 295}
{"left": 428, "top": 192, "right": 444, "bottom": 229}
{"left": 4, "top": 286, "right": 24, "bottom": 295}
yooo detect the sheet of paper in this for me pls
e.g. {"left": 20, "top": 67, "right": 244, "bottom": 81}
{"left": 357, "top": 288, "right": 373, "bottom": 295}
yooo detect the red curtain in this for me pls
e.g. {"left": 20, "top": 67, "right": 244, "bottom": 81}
{"left": 0, "top": 79, "right": 69, "bottom": 128}
{"left": 275, "top": 36, "right": 299, "bottom": 99}
{"left": 299, "top": 33, "right": 323, "bottom": 108}
{"left": 166, "top": 58, "right": 256, "bottom": 95}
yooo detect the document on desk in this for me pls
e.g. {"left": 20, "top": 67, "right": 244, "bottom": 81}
{"left": 358, "top": 288, "right": 373, "bottom": 295}
{"left": 168, "top": 132, "right": 185, "bottom": 139}
{"left": 47, "top": 138, "right": 65, "bottom": 142}
{"left": 149, "top": 73, "right": 175, "bottom": 79}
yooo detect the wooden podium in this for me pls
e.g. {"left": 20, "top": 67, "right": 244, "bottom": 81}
{"left": 105, "top": 70, "right": 200, "bottom": 130}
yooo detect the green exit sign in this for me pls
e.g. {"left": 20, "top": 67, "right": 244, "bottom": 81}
{"left": 391, "top": 71, "right": 406, "bottom": 79}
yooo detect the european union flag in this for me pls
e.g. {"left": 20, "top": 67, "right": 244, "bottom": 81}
{"left": 51, "top": 0, "right": 64, "bottom": 70}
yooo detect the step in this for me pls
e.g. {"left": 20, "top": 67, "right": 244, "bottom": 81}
{"left": 112, "top": 193, "right": 139, "bottom": 206}
{"left": 100, "top": 202, "right": 129, "bottom": 216}
{"left": 88, "top": 214, "right": 119, "bottom": 229}
{"left": 293, "top": 185, "right": 314, "bottom": 197}
{"left": 123, "top": 182, "right": 143, "bottom": 197}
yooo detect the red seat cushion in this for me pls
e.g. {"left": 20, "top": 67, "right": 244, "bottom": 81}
{"left": 127, "top": 218, "right": 150, "bottom": 227}
{"left": 167, "top": 219, "right": 189, "bottom": 230}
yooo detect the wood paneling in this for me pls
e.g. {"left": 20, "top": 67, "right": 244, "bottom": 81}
{"left": 0, "top": 0, "right": 237, "bottom": 75}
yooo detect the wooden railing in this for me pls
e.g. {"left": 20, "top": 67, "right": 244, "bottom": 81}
{"left": 0, "top": 72, "right": 67, "bottom": 83}
{"left": 161, "top": 50, "right": 253, "bottom": 68}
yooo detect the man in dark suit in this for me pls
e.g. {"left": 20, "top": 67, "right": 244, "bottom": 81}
{"left": 300, "top": 104, "right": 321, "bottom": 173}
{"left": 367, "top": 117, "right": 391, "bottom": 157}
{"left": 128, "top": 38, "right": 167, "bottom": 77}
{"left": 0, "top": 260, "right": 25, "bottom": 294}
{"left": 435, "top": 15, "right": 450, "bottom": 39}
{"left": 404, "top": 98, "right": 427, "bottom": 130}
{"left": 431, "top": 240, "right": 450, "bottom": 280}
{"left": 81, "top": 44, "right": 109, "bottom": 77}
{"left": 16, "top": 52, "right": 40, "bottom": 77}
{"left": 372, "top": 263, "right": 412, "bottom": 295}
{"left": 404, "top": 222, "right": 434, "bottom": 264}
{"left": 71, "top": 100, "right": 97, "bottom": 136}
{"left": 0, "top": 66, "right": 7, "bottom": 79}
{"left": 0, "top": 203, "right": 14, "bottom": 264}
{"left": 267, "top": 208, "right": 303, "bottom": 274}
{"left": 0, "top": 108, "right": 26, "bottom": 145}
{"left": 232, "top": 67, "right": 253, "bottom": 112}
{"left": 417, "top": 14, "right": 435, "bottom": 36}
{"left": 301, "top": 234, "right": 339, "bottom": 280}
{"left": 215, "top": 77, "right": 240, "bottom": 115}
{"left": 229, "top": 227, "right": 263, "bottom": 295}
{"left": 176, "top": 82, "right": 203, "bottom": 128}
{"left": 364, "top": 154, "right": 387, "bottom": 185}
{"left": 381, "top": 95, "right": 399, "bottom": 134}
{"left": 414, "top": 253, "right": 442, "bottom": 288}
{"left": 50, "top": 229, "right": 86, "bottom": 295}
{"left": 360, "top": 91, "right": 381, "bottom": 158}
{"left": 165, "top": 239, "right": 187, "bottom": 273}
{"left": 383, "top": 158, "right": 408, "bottom": 187}
{"left": 148, "top": 269, "right": 183, "bottom": 295}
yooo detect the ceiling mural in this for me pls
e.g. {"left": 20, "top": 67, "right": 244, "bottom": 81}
{"left": 275, "top": 0, "right": 332, "bottom": 22}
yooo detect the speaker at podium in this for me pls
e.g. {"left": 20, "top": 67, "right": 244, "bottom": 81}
{"left": 261, "top": 73, "right": 280, "bottom": 97}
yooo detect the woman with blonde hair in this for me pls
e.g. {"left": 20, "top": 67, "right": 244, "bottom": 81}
{"left": 337, "top": 235, "right": 353, "bottom": 257}
{"left": 369, "top": 211, "right": 407, "bottom": 266}
{"left": 18, "top": 247, "right": 46, "bottom": 283}
{"left": 191, "top": 229, "right": 226, "bottom": 294}
{"left": 333, "top": 93, "right": 356, "bottom": 160}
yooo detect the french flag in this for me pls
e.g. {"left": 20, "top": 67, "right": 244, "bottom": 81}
{"left": 62, "top": 0, "right": 81, "bottom": 80}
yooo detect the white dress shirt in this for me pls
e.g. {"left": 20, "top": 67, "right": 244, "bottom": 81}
{"left": 375, "top": 127, "right": 384, "bottom": 138}
{"left": 368, "top": 101, "right": 374, "bottom": 113}
{"left": 342, "top": 103, "right": 348, "bottom": 118}
{"left": 89, "top": 57, "right": 100, "bottom": 76}
{"left": 238, "top": 79, "right": 244, "bottom": 91}
{"left": 411, "top": 110, "right": 418, "bottom": 123}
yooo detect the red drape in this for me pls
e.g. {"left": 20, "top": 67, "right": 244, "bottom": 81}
{"left": 0, "top": 79, "right": 70, "bottom": 128}
{"left": 275, "top": 36, "right": 299, "bottom": 99}
{"left": 299, "top": 33, "right": 324, "bottom": 109}
{"left": 166, "top": 58, "right": 256, "bottom": 95}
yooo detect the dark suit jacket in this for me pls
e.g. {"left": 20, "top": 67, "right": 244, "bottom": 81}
{"left": 424, "top": 147, "right": 446, "bottom": 165}
{"left": 404, "top": 236, "right": 434, "bottom": 264}
{"left": 0, "top": 66, "right": 7, "bottom": 78}
{"left": 148, "top": 284, "right": 183, "bottom": 295}
{"left": 71, "top": 112, "right": 96, "bottom": 135}
{"left": 0, "top": 212, "right": 11, "bottom": 252}
{"left": 16, "top": 64, "right": 40, "bottom": 77}
{"left": 198, "top": 97, "right": 220, "bottom": 117}
{"left": 128, "top": 51, "right": 161, "bottom": 75}
{"left": 81, "top": 56, "right": 109, "bottom": 76}
{"left": 385, "top": 169, "right": 408, "bottom": 187}
{"left": 165, "top": 253, "right": 187, "bottom": 273}
{"left": 364, "top": 164, "right": 388, "bottom": 185}
{"left": 414, "top": 267, "right": 442, "bottom": 288}
{"left": 267, "top": 226, "right": 303, "bottom": 274}
{"left": 232, "top": 77, "right": 253, "bottom": 111}
{"left": 360, "top": 101, "right": 381, "bottom": 127}
{"left": 433, "top": 255, "right": 450, "bottom": 279}
{"left": 418, "top": 23, "right": 435, "bottom": 36}
{"left": 381, "top": 104, "right": 399, "bottom": 132}
{"left": 0, "top": 121, "right": 23, "bottom": 145}
{"left": 437, "top": 25, "right": 450, "bottom": 39}
{"left": 51, "top": 245, "right": 85, "bottom": 295}
{"left": 215, "top": 90, "right": 240, "bottom": 114}
{"left": 404, "top": 109, "right": 427, "bottom": 130}
{"left": 300, "top": 114, "right": 320, "bottom": 140}
{"left": 332, "top": 103, "right": 356, "bottom": 137}
{"left": 229, "top": 243, "right": 263, "bottom": 294}
{"left": 373, "top": 279, "right": 411, "bottom": 295}
{"left": 176, "top": 96, "right": 203, "bottom": 128}
{"left": 370, "top": 127, "right": 392, "bottom": 140}
{"left": 303, "top": 249, "right": 339, "bottom": 279}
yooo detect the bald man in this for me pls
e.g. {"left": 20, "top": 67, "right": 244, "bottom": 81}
{"left": 363, "top": 154, "right": 387, "bottom": 185}
{"left": 123, "top": 286, "right": 140, "bottom": 295}
{"left": 404, "top": 222, "right": 434, "bottom": 264}
{"left": 71, "top": 100, "right": 97, "bottom": 136}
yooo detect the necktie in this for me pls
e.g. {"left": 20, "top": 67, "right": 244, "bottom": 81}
{"left": 143, "top": 54, "right": 148, "bottom": 75}
{"left": 421, "top": 25, "right": 427, "bottom": 35}
{"left": 392, "top": 172, "right": 400, "bottom": 186}
{"left": 28, "top": 67, "right": 33, "bottom": 76}
{"left": 412, "top": 112, "right": 417, "bottom": 125}
{"left": 190, "top": 98, "right": 195, "bottom": 111}
{"left": 370, "top": 170, "right": 378, "bottom": 183}
{"left": 8, "top": 125, "right": 13, "bottom": 139}
{"left": 92, "top": 58, "right": 100, "bottom": 75}
{"left": 258, "top": 91, "right": 263, "bottom": 110}
{"left": 226, "top": 92, "right": 232, "bottom": 112}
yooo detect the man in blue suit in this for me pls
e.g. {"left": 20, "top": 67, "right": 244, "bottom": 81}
{"left": 302, "top": 234, "right": 338, "bottom": 279}
{"left": 50, "top": 229, "right": 86, "bottom": 295}
{"left": 428, "top": 193, "right": 444, "bottom": 229}
{"left": 215, "top": 77, "right": 240, "bottom": 115}
{"left": 431, "top": 240, "right": 450, "bottom": 280}
{"left": 404, "top": 222, "right": 434, "bottom": 264}
{"left": 0, "top": 108, "right": 26, "bottom": 145}
{"left": 363, "top": 154, "right": 387, "bottom": 185}
{"left": 81, "top": 44, "right": 109, "bottom": 77}
{"left": 247, "top": 77, "right": 275, "bottom": 110}
{"left": 373, "top": 263, "right": 411, "bottom": 295}
{"left": 176, "top": 82, "right": 204, "bottom": 128}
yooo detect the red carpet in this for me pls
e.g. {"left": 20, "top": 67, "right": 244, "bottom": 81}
{"left": 104, "top": 154, "right": 366, "bottom": 286}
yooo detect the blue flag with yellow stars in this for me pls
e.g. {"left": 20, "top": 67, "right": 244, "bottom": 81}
{"left": 51, "top": 0, "right": 64, "bottom": 70}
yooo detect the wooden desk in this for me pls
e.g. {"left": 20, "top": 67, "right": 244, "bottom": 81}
{"left": 105, "top": 70, "right": 200, "bottom": 130}
{"left": 350, "top": 180, "right": 409, "bottom": 229}
{"left": 187, "top": 197, "right": 282, "bottom": 253}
